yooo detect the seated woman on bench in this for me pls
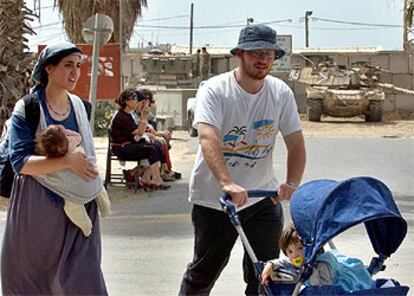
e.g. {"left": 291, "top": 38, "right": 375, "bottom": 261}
{"left": 110, "top": 88, "right": 170, "bottom": 191}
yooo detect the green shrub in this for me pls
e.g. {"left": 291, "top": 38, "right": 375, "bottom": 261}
{"left": 93, "top": 100, "right": 116, "bottom": 136}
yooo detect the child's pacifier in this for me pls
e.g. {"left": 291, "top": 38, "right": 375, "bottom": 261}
{"left": 291, "top": 256, "right": 304, "bottom": 267}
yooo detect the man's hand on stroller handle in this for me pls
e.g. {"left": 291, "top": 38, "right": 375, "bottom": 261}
{"left": 220, "top": 190, "right": 278, "bottom": 226}
{"left": 221, "top": 182, "right": 248, "bottom": 207}
{"left": 277, "top": 181, "right": 298, "bottom": 201}
{"left": 221, "top": 188, "right": 279, "bottom": 207}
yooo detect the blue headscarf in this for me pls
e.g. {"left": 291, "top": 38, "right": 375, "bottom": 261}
{"left": 31, "top": 42, "right": 82, "bottom": 84}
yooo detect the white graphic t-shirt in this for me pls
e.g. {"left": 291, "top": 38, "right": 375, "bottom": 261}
{"left": 189, "top": 70, "right": 302, "bottom": 211}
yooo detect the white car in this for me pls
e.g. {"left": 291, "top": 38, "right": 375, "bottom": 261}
{"left": 186, "top": 81, "right": 205, "bottom": 137}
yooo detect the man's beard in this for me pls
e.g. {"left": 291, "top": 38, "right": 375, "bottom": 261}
{"left": 240, "top": 56, "right": 272, "bottom": 80}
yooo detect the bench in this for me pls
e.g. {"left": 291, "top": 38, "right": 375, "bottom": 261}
{"left": 104, "top": 129, "right": 140, "bottom": 192}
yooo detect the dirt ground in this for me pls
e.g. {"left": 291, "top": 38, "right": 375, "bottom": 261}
{"left": 300, "top": 116, "right": 414, "bottom": 139}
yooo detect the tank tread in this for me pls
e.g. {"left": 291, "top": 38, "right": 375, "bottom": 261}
{"left": 366, "top": 100, "right": 383, "bottom": 122}
{"left": 307, "top": 98, "right": 323, "bottom": 122}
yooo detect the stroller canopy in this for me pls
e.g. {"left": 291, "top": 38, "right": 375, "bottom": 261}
{"left": 290, "top": 176, "right": 407, "bottom": 264}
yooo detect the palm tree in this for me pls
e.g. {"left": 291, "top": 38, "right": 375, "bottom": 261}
{"left": 0, "top": 0, "right": 36, "bottom": 129}
{"left": 55, "top": 0, "right": 148, "bottom": 46}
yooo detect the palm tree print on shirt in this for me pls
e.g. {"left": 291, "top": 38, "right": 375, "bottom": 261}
{"left": 223, "top": 119, "right": 275, "bottom": 168}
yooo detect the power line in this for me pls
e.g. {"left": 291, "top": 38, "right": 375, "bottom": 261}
{"left": 134, "top": 16, "right": 402, "bottom": 31}
{"left": 311, "top": 17, "right": 401, "bottom": 28}
{"left": 135, "top": 27, "right": 241, "bottom": 35}
{"left": 133, "top": 31, "right": 151, "bottom": 43}
{"left": 29, "top": 30, "right": 64, "bottom": 41}
{"left": 309, "top": 26, "right": 401, "bottom": 31}
{"left": 135, "top": 19, "right": 292, "bottom": 30}
{"left": 135, "top": 24, "right": 400, "bottom": 32}
{"left": 139, "top": 14, "right": 189, "bottom": 22}
{"left": 132, "top": 29, "right": 242, "bottom": 41}
{"left": 137, "top": 15, "right": 251, "bottom": 27}
{"left": 32, "top": 21, "right": 61, "bottom": 30}
{"left": 31, "top": 32, "right": 66, "bottom": 47}
{"left": 214, "top": 20, "right": 252, "bottom": 26}
{"left": 34, "top": 4, "right": 56, "bottom": 9}
{"left": 133, "top": 23, "right": 401, "bottom": 33}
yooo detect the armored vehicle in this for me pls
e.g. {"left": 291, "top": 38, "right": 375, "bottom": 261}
{"left": 294, "top": 62, "right": 414, "bottom": 122}
{"left": 140, "top": 51, "right": 193, "bottom": 88}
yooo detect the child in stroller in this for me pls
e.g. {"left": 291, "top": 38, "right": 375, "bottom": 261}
{"left": 220, "top": 177, "right": 410, "bottom": 296}
{"left": 261, "top": 224, "right": 374, "bottom": 292}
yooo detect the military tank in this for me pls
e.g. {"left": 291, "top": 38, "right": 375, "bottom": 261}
{"left": 294, "top": 61, "right": 414, "bottom": 122}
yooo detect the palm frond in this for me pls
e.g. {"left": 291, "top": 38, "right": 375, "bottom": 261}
{"left": 55, "top": 0, "right": 148, "bottom": 46}
{"left": 0, "top": 0, "right": 37, "bottom": 125}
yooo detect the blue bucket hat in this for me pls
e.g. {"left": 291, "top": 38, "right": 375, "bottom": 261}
{"left": 230, "top": 24, "right": 285, "bottom": 59}
{"left": 31, "top": 42, "right": 82, "bottom": 83}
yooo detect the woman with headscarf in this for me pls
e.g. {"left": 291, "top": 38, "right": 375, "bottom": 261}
{"left": 0, "top": 42, "right": 108, "bottom": 295}
{"left": 110, "top": 88, "right": 170, "bottom": 190}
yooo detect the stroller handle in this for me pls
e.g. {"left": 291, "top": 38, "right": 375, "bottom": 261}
{"left": 219, "top": 190, "right": 278, "bottom": 226}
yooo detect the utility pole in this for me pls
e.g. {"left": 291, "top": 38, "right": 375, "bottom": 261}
{"left": 189, "top": 3, "right": 194, "bottom": 54}
{"left": 305, "top": 11, "right": 313, "bottom": 48}
{"left": 119, "top": 0, "right": 124, "bottom": 90}
{"left": 89, "top": 13, "right": 101, "bottom": 133}
{"left": 403, "top": 0, "right": 414, "bottom": 51}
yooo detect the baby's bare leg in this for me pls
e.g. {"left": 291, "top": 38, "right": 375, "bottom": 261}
{"left": 63, "top": 200, "right": 92, "bottom": 237}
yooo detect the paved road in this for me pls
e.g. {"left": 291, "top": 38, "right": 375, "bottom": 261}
{"left": 100, "top": 135, "right": 414, "bottom": 295}
{"left": 0, "top": 135, "right": 412, "bottom": 295}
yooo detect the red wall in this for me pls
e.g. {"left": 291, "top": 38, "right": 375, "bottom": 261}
{"left": 38, "top": 43, "right": 121, "bottom": 100}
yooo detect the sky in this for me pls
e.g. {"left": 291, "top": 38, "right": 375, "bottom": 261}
{"left": 27, "top": 0, "right": 405, "bottom": 51}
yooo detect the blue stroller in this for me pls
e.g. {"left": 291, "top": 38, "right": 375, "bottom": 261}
{"left": 219, "top": 176, "right": 409, "bottom": 295}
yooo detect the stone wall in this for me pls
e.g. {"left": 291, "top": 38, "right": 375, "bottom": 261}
{"left": 153, "top": 88, "right": 197, "bottom": 128}
{"left": 208, "top": 50, "right": 414, "bottom": 114}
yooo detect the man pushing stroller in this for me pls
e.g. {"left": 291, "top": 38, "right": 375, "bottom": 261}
{"left": 179, "top": 24, "right": 306, "bottom": 295}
